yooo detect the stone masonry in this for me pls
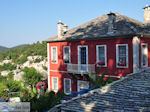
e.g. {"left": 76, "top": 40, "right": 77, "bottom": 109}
{"left": 51, "top": 69, "right": 150, "bottom": 112}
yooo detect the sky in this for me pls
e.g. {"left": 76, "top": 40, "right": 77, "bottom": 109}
{"left": 0, "top": 0, "right": 149, "bottom": 47}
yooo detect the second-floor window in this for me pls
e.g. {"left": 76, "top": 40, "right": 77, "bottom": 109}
{"left": 51, "top": 46, "right": 58, "bottom": 63}
{"left": 63, "top": 46, "right": 70, "bottom": 63}
{"left": 96, "top": 45, "right": 107, "bottom": 67}
{"left": 116, "top": 44, "right": 128, "bottom": 68}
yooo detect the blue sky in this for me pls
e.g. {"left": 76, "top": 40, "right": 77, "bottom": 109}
{"left": 0, "top": 0, "right": 149, "bottom": 47}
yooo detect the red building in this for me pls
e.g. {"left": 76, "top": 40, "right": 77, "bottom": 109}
{"left": 46, "top": 6, "right": 150, "bottom": 94}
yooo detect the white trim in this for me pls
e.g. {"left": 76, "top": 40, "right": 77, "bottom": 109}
{"left": 52, "top": 77, "right": 59, "bottom": 93}
{"left": 132, "top": 36, "right": 140, "bottom": 73}
{"left": 141, "top": 43, "right": 148, "bottom": 67}
{"left": 47, "top": 43, "right": 51, "bottom": 91}
{"left": 78, "top": 45, "right": 88, "bottom": 72}
{"left": 96, "top": 45, "right": 107, "bottom": 67}
{"left": 116, "top": 44, "right": 128, "bottom": 68}
{"left": 64, "top": 78, "right": 72, "bottom": 95}
{"left": 51, "top": 46, "right": 58, "bottom": 64}
{"left": 77, "top": 80, "right": 89, "bottom": 92}
{"left": 63, "top": 46, "right": 71, "bottom": 64}
{"left": 78, "top": 45, "right": 88, "bottom": 65}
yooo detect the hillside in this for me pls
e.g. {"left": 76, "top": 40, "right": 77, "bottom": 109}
{"left": 0, "top": 41, "right": 47, "bottom": 64}
{"left": 0, "top": 46, "right": 8, "bottom": 52}
{"left": 0, "top": 41, "right": 47, "bottom": 80}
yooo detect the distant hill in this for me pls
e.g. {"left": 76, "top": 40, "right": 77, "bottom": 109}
{"left": 0, "top": 41, "right": 47, "bottom": 63}
{"left": 10, "top": 44, "right": 30, "bottom": 49}
{"left": 0, "top": 46, "right": 8, "bottom": 52}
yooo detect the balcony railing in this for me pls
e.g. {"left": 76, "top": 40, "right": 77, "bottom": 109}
{"left": 67, "top": 64, "right": 95, "bottom": 74}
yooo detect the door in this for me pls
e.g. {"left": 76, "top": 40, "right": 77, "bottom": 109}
{"left": 78, "top": 46, "right": 88, "bottom": 72}
{"left": 77, "top": 80, "right": 89, "bottom": 92}
{"left": 141, "top": 43, "right": 148, "bottom": 67}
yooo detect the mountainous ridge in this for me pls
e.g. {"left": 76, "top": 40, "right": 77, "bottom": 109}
{"left": 0, "top": 46, "right": 8, "bottom": 52}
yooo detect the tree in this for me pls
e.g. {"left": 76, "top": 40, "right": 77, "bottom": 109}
{"left": 23, "top": 67, "right": 42, "bottom": 88}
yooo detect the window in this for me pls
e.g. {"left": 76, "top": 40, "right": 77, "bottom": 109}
{"left": 116, "top": 44, "right": 128, "bottom": 68}
{"left": 96, "top": 45, "right": 107, "bottom": 67}
{"left": 77, "top": 80, "right": 89, "bottom": 92}
{"left": 64, "top": 78, "right": 71, "bottom": 94}
{"left": 52, "top": 77, "right": 58, "bottom": 92}
{"left": 63, "top": 46, "right": 70, "bottom": 64}
{"left": 78, "top": 46, "right": 88, "bottom": 71}
{"left": 51, "top": 47, "right": 57, "bottom": 63}
{"left": 141, "top": 43, "right": 148, "bottom": 67}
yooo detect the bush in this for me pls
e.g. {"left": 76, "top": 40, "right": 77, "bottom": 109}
{"left": 31, "top": 91, "right": 64, "bottom": 111}
{"left": 0, "top": 82, "right": 8, "bottom": 98}
{"left": 0, "top": 63, "right": 16, "bottom": 71}
{"left": 23, "top": 67, "right": 43, "bottom": 87}
{"left": 6, "top": 80, "right": 22, "bottom": 92}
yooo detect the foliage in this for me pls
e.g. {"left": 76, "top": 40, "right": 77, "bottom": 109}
{"left": 31, "top": 91, "right": 64, "bottom": 111}
{"left": 0, "top": 41, "right": 47, "bottom": 64}
{"left": 0, "top": 63, "right": 16, "bottom": 71}
{"left": 0, "top": 82, "right": 8, "bottom": 98}
{"left": 88, "top": 71, "right": 115, "bottom": 89}
{"left": 6, "top": 80, "right": 22, "bottom": 92}
{"left": 23, "top": 67, "right": 43, "bottom": 86}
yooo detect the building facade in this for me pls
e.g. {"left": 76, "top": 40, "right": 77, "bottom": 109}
{"left": 46, "top": 6, "right": 150, "bottom": 94}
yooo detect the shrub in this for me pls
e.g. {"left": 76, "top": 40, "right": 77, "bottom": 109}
{"left": 0, "top": 63, "right": 16, "bottom": 71}
{"left": 23, "top": 67, "right": 43, "bottom": 87}
{"left": 6, "top": 80, "right": 22, "bottom": 92}
{"left": 31, "top": 91, "right": 64, "bottom": 111}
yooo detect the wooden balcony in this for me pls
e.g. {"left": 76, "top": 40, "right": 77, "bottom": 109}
{"left": 67, "top": 64, "right": 95, "bottom": 74}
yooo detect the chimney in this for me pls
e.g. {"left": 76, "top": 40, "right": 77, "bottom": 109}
{"left": 107, "top": 12, "right": 116, "bottom": 34}
{"left": 57, "top": 20, "right": 68, "bottom": 39}
{"left": 144, "top": 5, "right": 150, "bottom": 24}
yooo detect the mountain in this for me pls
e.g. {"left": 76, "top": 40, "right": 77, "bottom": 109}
{"left": 10, "top": 44, "right": 29, "bottom": 49}
{"left": 0, "top": 41, "right": 47, "bottom": 63}
{"left": 0, "top": 46, "right": 8, "bottom": 52}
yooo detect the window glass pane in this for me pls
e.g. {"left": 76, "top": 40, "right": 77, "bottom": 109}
{"left": 53, "top": 78, "right": 58, "bottom": 91}
{"left": 98, "top": 46, "right": 105, "bottom": 65}
{"left": 118, "top": 45, "right": 127, "bottom": 66}
{"left": 51, "top": 47, "right": 57, "bottom": 63}
{"left": 64, "top": 79, "right": 71, "bottom": 94}
{"left": 80, "top": 47, "right": 86, "bottom": 64}
{"left": 64, "top": 47, "right": 70, "bottom": 63}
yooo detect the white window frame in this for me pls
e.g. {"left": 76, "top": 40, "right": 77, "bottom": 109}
{"left": 64, "top": 78, "right": 71, "bottom": 95}
{"left": 96, "top": 45, "right": 107, "bottom": 67}
{"left": 51, "top": 46, "right": 58, "bottom": 64}
{"left": 116, "top": 44, "right": 128, "bottom": 68}
{"left": 141, "top": 43, "right": 148, "bottom": 67}
{"left": 78, "top": 45, "right": 88, "bottom": 72}
{"left": 52, "top": 77, "right": 58, "bottom": 92}
{"left": 78, "top": 45, "right": 88, "bottom": 65}
{"left": 63, "top": 46, "right": 71, "bottom": 64}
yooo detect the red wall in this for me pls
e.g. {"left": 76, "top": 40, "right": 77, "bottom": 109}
{"left": 48, "top": 37, "right": 133, "bottom": 92}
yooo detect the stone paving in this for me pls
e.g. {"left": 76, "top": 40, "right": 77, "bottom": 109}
{"left": 60, "top": 70, "right": 150, "bottom": 112}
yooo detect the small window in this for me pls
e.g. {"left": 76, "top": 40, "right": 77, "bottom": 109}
{"left": 64, "top": 78, "right": 71, "bottom": 94}
{"left": 96, "top": 45, "right": 107, "bottom": 67}
{"left": 63, "top": 46, "right": 70, "bottom": 63}
{"left": 51, "top": 47, "right": 57, "bottom": 63}
{"left": 52, "top": 77, "right": 58, "bottom": 92}
{"left": 116, "top": 44, "right": 128, "bottom": 68}
{"left": 141, "top": 43, "right": 148, "bottom": 67}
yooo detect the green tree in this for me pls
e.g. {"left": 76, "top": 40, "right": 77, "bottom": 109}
{"left": 23, "top": 67, "right": 42, "bottom": 88}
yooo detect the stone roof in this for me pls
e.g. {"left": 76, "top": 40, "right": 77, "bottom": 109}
{"left": 46, "top": 13, "right": 149, "bottom": 42}
{"left": 50, "top": 69, "right": 150, "bottom": 111}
